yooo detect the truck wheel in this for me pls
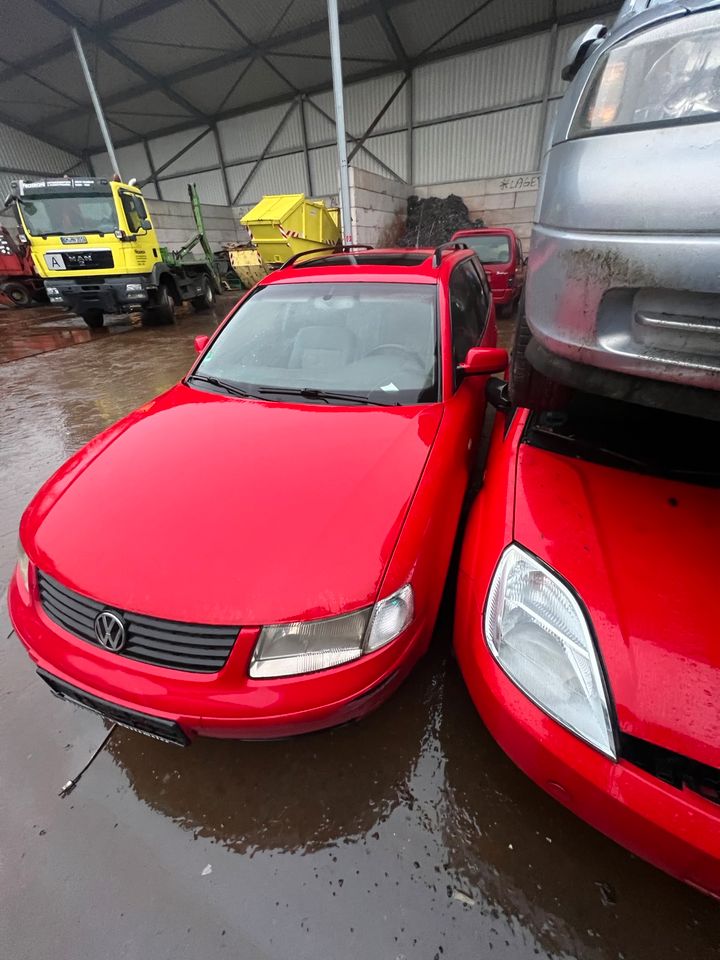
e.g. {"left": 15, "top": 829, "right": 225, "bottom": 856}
{"left": 2, "top": 282, "right": 32, "bottom": 308}
{"left": 509, "top": 292, "right": 570, "bottom": 410}
{"left": 141, "top": 283, "right": 175, "bottom": 327}
{"left": 81, "top": 309, "right": 105, "bottom": 329}
{"left": 191, "top": 275, "right": 214, "bottom": 312}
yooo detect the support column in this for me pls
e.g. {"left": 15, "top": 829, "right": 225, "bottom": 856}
{"left": 327, "top": 0, "right": 353, "bottom": 243}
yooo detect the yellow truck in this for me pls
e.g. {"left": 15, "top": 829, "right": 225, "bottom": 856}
{"left": 7, "top": 176, "right": 220, "bottom": 328}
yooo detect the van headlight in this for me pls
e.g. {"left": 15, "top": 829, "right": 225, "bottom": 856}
{"left": 570, "top": 8, "right": 720, "bottom": 137}
{"left": 485, "top": 545, "right": 615, "bottom": 758}
{"left": 249, "top": 585, "right": 414, "bottom": 679}
{"left": 17, "top": 539, "right": 30, "bottom": 592}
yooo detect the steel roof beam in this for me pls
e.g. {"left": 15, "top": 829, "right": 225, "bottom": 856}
{"left": 34, "top": 0, "right": 419, "bottom": 135}
{"left": 0, "top": 0, "right": 184, "bottom": 84}
{"left": 230, "top": 100, "right": 298, "bottom": 205}
{"left": 32, "top": 0, "right": 208, "bottom": 123}
{"left": 347, "top": 73, "right": 408, "bottom": 163}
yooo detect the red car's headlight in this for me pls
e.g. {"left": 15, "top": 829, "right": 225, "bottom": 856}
{"left": 249, "top": 585, "right": 414, "bottom": 679}
{"left": 17, "top": 538, "right": 30, "bottom": 592}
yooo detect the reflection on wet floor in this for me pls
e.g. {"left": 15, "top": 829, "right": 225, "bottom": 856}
{"left": 0, "top": 304, "right": 142, "bottom": 363}
{"left": 0, "top": 297, "right": 718, "bottom": 960}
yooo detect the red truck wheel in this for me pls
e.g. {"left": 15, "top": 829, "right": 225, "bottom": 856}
{"left": 2, "top": 282, "right": 32, "bottom": 308}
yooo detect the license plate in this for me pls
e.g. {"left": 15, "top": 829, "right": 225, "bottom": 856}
{"left": 44, "top": 252, "right": 66, "bottom": 270}
{"left": 37, "top": 668, "right": 189, "bottom": 746}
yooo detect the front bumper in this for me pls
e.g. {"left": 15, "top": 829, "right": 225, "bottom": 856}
{"left": 455, "top": 569, "right": 720, "bottom": 899}
{"left": 8, "top": 569, "right": 424, "bottom": 741}
{"left": 44, "top": 274, "right": 150, "bottom": 314}
{"left": 527, "top": 225, "right": 720, "bottom": 392}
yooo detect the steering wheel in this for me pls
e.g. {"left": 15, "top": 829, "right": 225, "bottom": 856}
{"left": 363, "top": 343, "right": 427, "bottom": 369}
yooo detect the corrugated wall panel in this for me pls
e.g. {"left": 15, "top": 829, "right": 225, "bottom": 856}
{"left": 309, "top": 146, "right": 339, "bottom": 198}
{"left": 413, "top": 103, "right": 543, "bottom": 183}
{"left": 0, "top": 122, "right": 83, "bottom": 174}
{"left": 159, "top": 169, "right": 227, "bottom": 206}
{"left": 219, "top": 104, "right": 298, "bottom": 163}
{"left": 226, "top": 162, "right": 255, "bottom": 203}
{"left": 234, "top": 153, "right": 307, "bottom": 204}
{"left": 150, "top": 127, "right": 217, "bottom": 175}
{"left": 305, "top": 92, "right": 337, "bottom": 146}
{"left": 91, "top": 142, "right": 151, "bottom": 182}
{"left": 343, "top": 73, "right": 408, "bottom": 135}
{"left": 354, "top": 132, "right": 407, "bottom": 182}
{"left": 414, "top": 33, "right": 551, "bottom": 122}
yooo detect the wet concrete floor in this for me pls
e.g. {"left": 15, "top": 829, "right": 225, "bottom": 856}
{"left": 1, "top": 298, "right": 719, "bottom": 960}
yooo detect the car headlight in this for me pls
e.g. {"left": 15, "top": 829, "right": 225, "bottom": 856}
{"left": 249, "top": 584, "right": 414, "bottom": 679}
{"left": 484, "top": 545, "right": 615, "bottom": 758}
{"left": 570, "top": 9, "right": 720, "bottom": 137}
{"left": 17, "top": 539, "right": 30, "bottom": 592}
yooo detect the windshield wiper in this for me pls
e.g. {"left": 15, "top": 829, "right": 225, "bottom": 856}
{"left": 187, "top": 374, "right": 255, "bottom": 398}
{"left": 257, "top": 386, "right": 396, "bottom": 406}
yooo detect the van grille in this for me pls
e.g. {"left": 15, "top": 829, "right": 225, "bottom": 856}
{"left": 37, "top": 571, "right": 239, "bottom": 673}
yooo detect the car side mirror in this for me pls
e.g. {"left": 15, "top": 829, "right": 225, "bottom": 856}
{"left": 561, "top": 24, "right": 607, "bottom": 81}
{"left": 458, "top": 347, "right": 508, "bottom": 378}
{"left": 194, "top": 334, "right": 210, "bottom": 354}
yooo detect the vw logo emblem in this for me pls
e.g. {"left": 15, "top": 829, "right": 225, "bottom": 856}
{"left": 94, "top": 610, "right": 127, "bottom": 652}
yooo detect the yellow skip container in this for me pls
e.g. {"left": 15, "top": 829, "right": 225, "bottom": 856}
{"left": 240, "top": 194, "right": 340, "bottom": 266}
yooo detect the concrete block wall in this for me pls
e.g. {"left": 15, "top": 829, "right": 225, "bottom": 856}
{"left": 413, "top": 173, "right": 540, "bottom": 246}
{"left": 349, "top": 167, "right": 412, "bottom": 246}
{"left": 145, "top": 198, "right": 243, "bottom": 253}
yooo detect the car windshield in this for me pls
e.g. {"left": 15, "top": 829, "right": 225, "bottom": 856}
{"left": 20, "top": 192, "right": 118, "bottom": 236}
{"left": 459, "top": 235, "right": 511, "bottom": 264}
{"left": 192, "top": 281, "right": 439, "bottom": 405}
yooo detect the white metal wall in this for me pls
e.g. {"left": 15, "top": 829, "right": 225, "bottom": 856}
{"left": 0, "top": 122, "right": 88, "bottom": 203}
{"left": 88, "top": 15, "right": 611, "bottom": 205}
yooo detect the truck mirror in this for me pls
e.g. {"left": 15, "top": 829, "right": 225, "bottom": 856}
{"left": 140, "top": 219, "right": 152, "bottom": 231}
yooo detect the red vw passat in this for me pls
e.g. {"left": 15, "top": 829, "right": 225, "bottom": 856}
{"left": 9, "top": 244, "right": 506, "bottom": 744}
{"left": 455, "top": 383, "right": 720, "bottom": 897}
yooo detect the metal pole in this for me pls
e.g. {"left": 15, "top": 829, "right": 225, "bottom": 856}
{"left": 326, "top": 0, "right": 353, "bottom": 243}
{"left": 71, "top": 27, "right": 121, "bottom": 179}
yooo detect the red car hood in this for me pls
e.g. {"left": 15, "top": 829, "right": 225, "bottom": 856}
{"left": 23, "top": 385, "right": 442, "bottom": 625}
{"left": 515, "top": 444, "right": 720, "bottom": 769}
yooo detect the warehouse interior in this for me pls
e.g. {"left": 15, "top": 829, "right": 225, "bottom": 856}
{"left": 1, "top": 0, "right": 619, "bottom": 250}
{"left": 4, "top": 2, "right": 720, "bottom": 959}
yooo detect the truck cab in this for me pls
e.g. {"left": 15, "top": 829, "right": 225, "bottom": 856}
{"left": 10, "top": 177, "right": 218, "bottom": 328}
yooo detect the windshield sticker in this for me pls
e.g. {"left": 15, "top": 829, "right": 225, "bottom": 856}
{"left": 380, "top": 383, "right": 399, "bottom": 392}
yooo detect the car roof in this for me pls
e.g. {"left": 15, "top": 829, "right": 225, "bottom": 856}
{"left": 262, "top": 246, "right": 475, "bottom": 285}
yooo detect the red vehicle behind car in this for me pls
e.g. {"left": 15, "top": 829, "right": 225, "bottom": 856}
{"left": 451, "top": 227, "right": 525, "bottom": 317}
{"left": 9, "top": 244, "right": 507, "bottom": 744}
{"left": 455, "top": 385, "right": 720, "bottom": 898}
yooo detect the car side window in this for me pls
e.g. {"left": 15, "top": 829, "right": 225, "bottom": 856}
{"left": 450, "top": 260, "right": 488, "bottom": 385}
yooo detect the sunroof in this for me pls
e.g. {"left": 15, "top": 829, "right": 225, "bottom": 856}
{"left": 293, "top": 252, "right": 429, "bottom": 268}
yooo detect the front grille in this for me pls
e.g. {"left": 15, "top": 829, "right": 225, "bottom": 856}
{"left": 37, "top": 571, "right": 239, "bottom": 673}
{"left": 621, "top": 733, "right": 720, "bottom": 807}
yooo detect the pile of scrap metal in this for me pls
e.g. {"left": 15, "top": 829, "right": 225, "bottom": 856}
{"left": 228, "top": 194, "right": 340, "bottom": 288}
{"left": 398, "top": 195, "right": 483, "bottom": 248}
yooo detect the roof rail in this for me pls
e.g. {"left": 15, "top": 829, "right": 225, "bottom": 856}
{"left": 431, "top": 241, "right": 469, "bottom": 268}
{"left": 279, "top": 244, "right": 374, "bottom": 270}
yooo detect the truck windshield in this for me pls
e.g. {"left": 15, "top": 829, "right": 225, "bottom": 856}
{"left": 191, "top": 281, "right": 439, "bottom": 405}
{"left": 460, "top": 235, "right": 511, "bottom": 264}
{"left": 20, "top": 193, "right": 118, "bottom": 237}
